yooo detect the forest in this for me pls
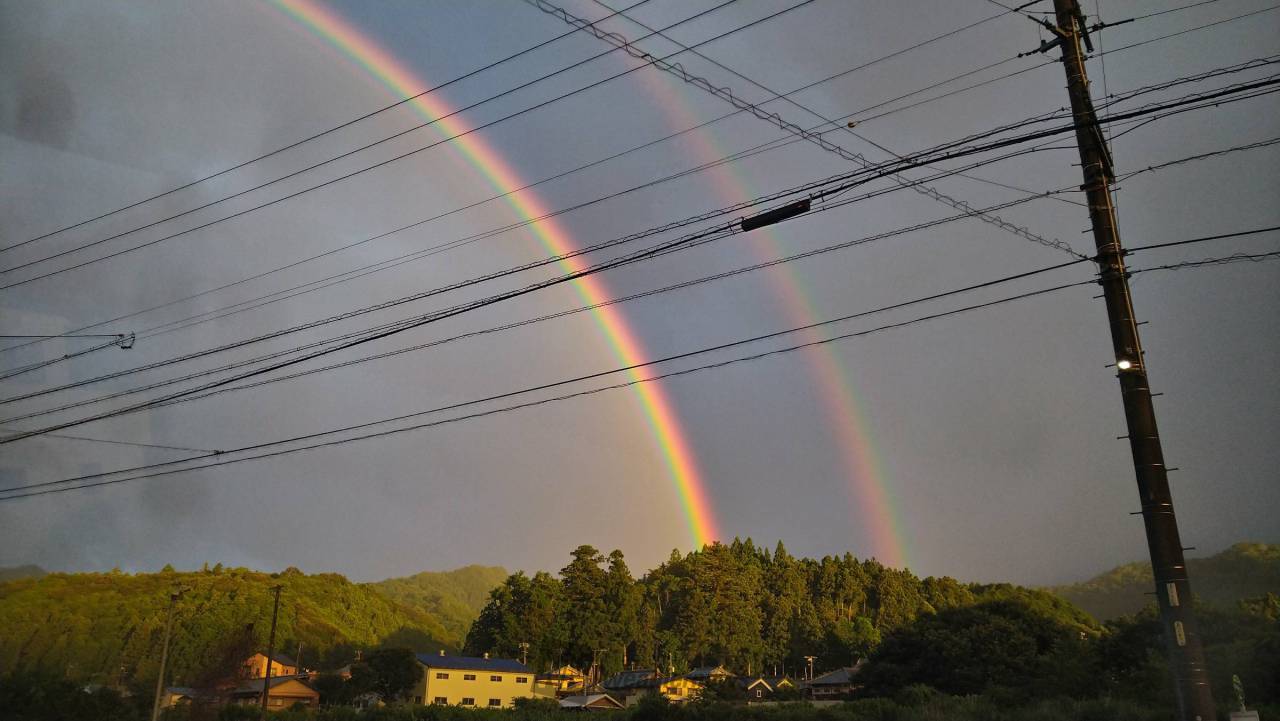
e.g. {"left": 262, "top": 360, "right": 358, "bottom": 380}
{"left": 1, "top": 542, "right": 1277, "bottom": 720}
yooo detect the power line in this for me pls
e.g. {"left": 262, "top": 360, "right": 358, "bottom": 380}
{"left": 0, "top": 0, "right": 809, "bottom": 290}
{"left": 5, "top": 75, "right": 1271, "bottom": 414}
{"left": 6, "top": 240, "right": 1273, "bottom": 501}
{"left": 5, "top": 21, "right": 1260, "bottom": 364}
{"left": 0, "top": 0, "right": 657, "bottom": 254}
{"left": 0, "top": 427, "right": 215, "bottom": 455}
{"left": 538, "top": 0, "right": 1074, "bottom": 256}
{"left": 3, "top": 191, "right": 1064, "bottom": 426}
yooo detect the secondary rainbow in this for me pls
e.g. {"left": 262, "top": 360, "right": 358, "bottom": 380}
{"left": 633, "top": 70, "right": 909, "bottom": 568}
{"left": 268, "top": 0, "right": 721, "bottom": 547}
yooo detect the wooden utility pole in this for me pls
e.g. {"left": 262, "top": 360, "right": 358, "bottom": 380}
{"left": 149, "top": 589, "right": 183, "bottom": 721}
{"left": 1048, "top": 1, "right": 1215, "bottom": 717}
{"left": 260, "top": 585, "right": 283, "bottom": 711}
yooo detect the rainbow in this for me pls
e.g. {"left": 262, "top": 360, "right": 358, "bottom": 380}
{"left": 268, "top": 0, "right": 721, "bottom": 547}
{"left": 633, "top": 71, "right": 909, "bottom": 568}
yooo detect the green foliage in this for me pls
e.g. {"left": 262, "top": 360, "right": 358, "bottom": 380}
{"left": 358, "top": 648, "right": 420, "bottom": 702}
{"left": 1051, "top": 542, "right": 1280, "bottom": 620}
{"left": 859, "top": 598, "right": 1099, "bottom": 698}
{"left": 464, "top": 540, "right": 1079, "bottom": 678}
{"left": 0, "top": 669, "right": 141, "bottom": 721}
{"left": 0, "top": 567, "right": 454, "bottom": 689}
{"left": 368, "top": 566, "right": 508, "bottom": 642}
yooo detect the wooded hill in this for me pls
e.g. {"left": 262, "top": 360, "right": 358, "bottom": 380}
{"left": 368, "top": 565, "right": 508, "bottom": 642}
{"left": 0, "top": 565, "right": 460, "bottom": 689}
{"left": 462, "top": 540, "right": 1098, "bottom": 677}
{"left": 1050, "top": 542, "right": 1280, "bottom": 620}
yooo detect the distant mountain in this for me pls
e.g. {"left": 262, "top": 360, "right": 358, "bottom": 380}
{"left": 368, "top": 565, "right": 507, "bottom": 640}
{"left": 0, "top": 565, "right": 456, "bottom": 687}
{"left": 1050, "top": 542, "right": 1280, "bottom": 620}
{"left": 0, "top": 565, "right": 45, "bottom": 582}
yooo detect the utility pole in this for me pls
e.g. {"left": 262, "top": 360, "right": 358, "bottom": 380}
{"left": 518, "top": 641, "right": 529, "bottom": 667}
{"left": 149, "top": 588, "right": 184, "bottom": 721}
{"left": 1047, "top": 1, "right": 1214, "bottom": 718}
{"left": 803, "top": 656, "right": 816, "bottom": 683}
{"left": 261, "top": 585, "right": 283, "bottom": 712}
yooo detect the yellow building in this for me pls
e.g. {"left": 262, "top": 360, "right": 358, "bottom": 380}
{"left": 537, "top": 664, "right": 585, "bottom": 697}
{"left": 412, "top": 652, "right": 536, "bottom": 708}
{"left": 227, "top": 676, "right": 319, "bottom": 710}
{"left": 241, "top": 652, "right": 299, "bottom": 679}
{"left": 657, "top": 677, "right": 703, "bottom": 702}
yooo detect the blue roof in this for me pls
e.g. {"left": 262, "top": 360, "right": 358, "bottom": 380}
{"left": 415, "top": 654, "right": 531, "bottom": 673}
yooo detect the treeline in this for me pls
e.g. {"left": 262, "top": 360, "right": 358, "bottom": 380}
{"left": 0, "top": 565, "right": 455, "bottom": 691}
{"left": 463, "top": 540, "right": 1094, "bottom": 676}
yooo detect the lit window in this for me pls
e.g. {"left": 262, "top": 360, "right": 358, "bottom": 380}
{"left": 436, "top": 672, "right": 449, "bottom": 680}
{"left": 463, "top": 674, "right": 476, "bottom": 681}
{"left": 433, "top": 697, "right": 448, "bottom": 705}
{"left": 756, "top": 689, "right": 763, "bottom": 698}
{"left": 516, "top": 676, "right": 529, "bottom": 684}
{"left": 490, "top": 675, "right": 502, "bottom": 682}
{"left": 461, "top": 697, "right": 475, "bottom": 706}
{"left": 488, "top": 699, "right": 502, "bottom": 707}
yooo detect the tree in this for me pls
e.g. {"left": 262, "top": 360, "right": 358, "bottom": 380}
{"left": 859, "top": 598, "right": 1097, "bottom": 698}
{"left": 360, "top": 648, "right": 419, "bottom": 702}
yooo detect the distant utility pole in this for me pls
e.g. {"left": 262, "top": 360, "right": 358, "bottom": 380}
{"left": 803, "top": 656, "right": 816, "bottom": 683}
{"left": 518, "top": 641, "right": 529, "bottom": 667}
{"left": 261, "top": 585, "right": 283, "bottom": 711}
{"left": 1046, "top": 1, "right": 1214, "bottom": 718}
{"left": 149, "top": 588, "right": 184, "bottom": 721}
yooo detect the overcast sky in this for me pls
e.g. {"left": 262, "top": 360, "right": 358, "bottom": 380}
{"left": 1, "top": 0, "right": 1276, "bottom": 586}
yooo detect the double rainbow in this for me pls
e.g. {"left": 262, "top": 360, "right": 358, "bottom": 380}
{"left": 270, "top": 0, "right": 720, "bottom": 548}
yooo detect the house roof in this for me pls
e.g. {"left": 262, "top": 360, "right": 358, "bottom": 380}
{"left": 229, "top": 676, "right": 316, "bottom": 696}
{"left": 685, "top": 665, "right": 733, "bottom": 680}
{"left": 253, "top": 652, "right": 298, "bottom": 667}
{"left": 559, "top": 693, "right": 624, "bottom": 709}
{"left": 809, "top": 667, "right": 858, "bottom": 686}
{"left": 736, "top": 676, "right": 772, "bottom": 690}
{"left": 601, "top": 670, "right": 659, "bottom": 690}
{"left": 414, "top": 653, "right": 531, "bottom": 674}
{"left": 761, "top": 675, "right": 793, "bottom": 688}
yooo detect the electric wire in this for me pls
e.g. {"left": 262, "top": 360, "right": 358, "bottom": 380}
{"left": 0, "top": 0, "right": 810, "bottom": 290}
{"left": 5, "top": 17, "right": 1264, "bottom": 362}
{"left": 0, "top": 0, "right": 657, "bottom": 254}
{"left": 5, "top": 236, "right": 1274, "bottom": 501}
{"left": 4, "top": 75, "right": 1273, "bottom": 412}
{"left": 538, "top": 0, "right": 1071, "bottom": 256}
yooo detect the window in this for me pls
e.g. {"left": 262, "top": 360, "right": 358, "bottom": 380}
{"left": 433, "top": 697, "right": 448, "bottom": 705}
{"left": 756, "top": 689, "right": 763, "bottom": 698}
{"left": 490, "top": 675, "right": 502, "bottom": 682}
{"left": 463, "top": 674, "right": 476, "bottom": 681}
{"left": 671, "top": 687, "right": 683, "bottom": 696}
{"left": 461, "top": 697, "right": 475, "bottom": 706}
{"left": 515, "top": 676, "right": 529, "bottom": 684}
{"left": 435, "top": 672, "right": 449, "bottom": 680}
{"left": 414, "top": 696, "right": 422, "bottom": 705}
{"left": 488, "top": 699, "right": 502, "bottom": 707}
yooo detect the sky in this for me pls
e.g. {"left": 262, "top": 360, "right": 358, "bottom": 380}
{"left": 0, "top": 0, "right": 1276, "bottom": 586}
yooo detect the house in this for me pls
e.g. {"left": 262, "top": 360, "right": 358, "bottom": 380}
{"left": 412, "top": 651, "right": 536, "bottom": 708}
{"left": 600, "top": 670, "right": 703, "bottom": 706}
{"left": 656, "top": 676, "right": 703, "bottom": 703}
{"left": 805, "top": 666, "right": 861, "bottom": 699}
{"left": 761, "top": 675, "right": 795, "bottom": 691}
{"left": 537, "top": 664, "right": 586, "bottom": 697}
{"left": 559, "top": 693, "right": 625, "bottom": 711}
{"left": 226, "top": 676, "right": 320, "bottom": 710}
{"left": 241, "top": 652, "right": 299, "bottom": 679}
{"left": 684, "top": 665, "right": 734, "bottom": 684}
{"left": 159, "top": 686, "right": 218, "bottom": 709}
{"left": 737, "top": 676, "right": 774, "bottom": 702}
